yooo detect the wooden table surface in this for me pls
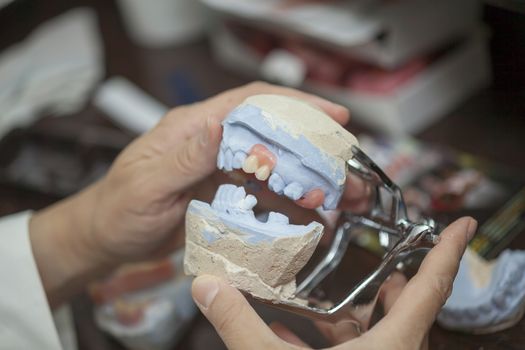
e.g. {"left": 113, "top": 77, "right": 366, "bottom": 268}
{"left": 1, "top": 1, "right": 524, "bottom": 349}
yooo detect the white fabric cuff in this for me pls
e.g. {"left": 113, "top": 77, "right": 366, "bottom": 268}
{"left": 0, "top": 211, "right": 62, "bottom": 350}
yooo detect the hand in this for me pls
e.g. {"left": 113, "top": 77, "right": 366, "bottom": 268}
{"left": 91, "top": 82, "right": 351, "bottom": 262}
{"left": 191, "top": 217, "right": 477, "bottom": 350}
{"left": 28, "top": 82, "right": 354, "bottom": 307}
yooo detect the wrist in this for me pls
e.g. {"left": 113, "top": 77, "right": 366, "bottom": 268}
{"left": 29, "top": 181, "right": 116, "bottom": 307}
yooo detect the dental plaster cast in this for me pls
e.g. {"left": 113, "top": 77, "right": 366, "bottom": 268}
{"left": 438, "top": 248, "right": 525, "bottom": 333}
{"left": 185, "top": 185, "right": 323, "bottom": 301}
{"left": 185, "top": 94, "right": 359, "bottom": 301}
{"left": 218, "top": 94, "right": 358, "bottom": 210}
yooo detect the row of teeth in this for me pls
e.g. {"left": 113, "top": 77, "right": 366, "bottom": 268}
{"left": 441, "top": 262, "right": 525, "bottom": 321}
{"left": 211, "top": 184, "right": 290, "bottom": 225}
{"left": 242, "top": 155, "right": 271, "bottom": 181}
{"left": 212, "top": 184, "right": 257, "bottom": 213}
{"left": 217, "top": 147, "right": 272, "bottom": 182}
{"left": 217, "top": 146, "right": 307, "bottom": 201}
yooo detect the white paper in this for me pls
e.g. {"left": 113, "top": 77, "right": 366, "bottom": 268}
{"left": 0, "top": 7, "right": 104, "bottom": 139}
{"left": 202, "top": 0, "right": 381, "bottom": 46}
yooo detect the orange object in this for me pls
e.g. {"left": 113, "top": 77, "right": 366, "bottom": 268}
{"left": 90, "top": 259, "right": 175, "bottom": 305}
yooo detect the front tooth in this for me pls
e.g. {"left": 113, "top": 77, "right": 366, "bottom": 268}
{"left": 224, "top": 149, "right": 234, "bottom": 171}
{"left": 242, "top": 155, "right": 259, "bottom": 173}
{"left": 255, "top": 165, "right": 270, "bottom": 181}
{"left": 268, "top": 173, "right": 285, "bottom": 193}
{"left": 284, "top": 182, "right": 304, "bottom": 200}
{"left": 232, "top": 151, "right": 247, "bottom": 169}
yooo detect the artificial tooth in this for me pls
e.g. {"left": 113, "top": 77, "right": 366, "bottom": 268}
{"left": 284, "top": 182, "right": 304, "bottom": 200}
{"left": 255, "top": 165, "right": 270, "bottom": 181}
{"left": 242, "top": 155, "right": 259, "bottom": 173}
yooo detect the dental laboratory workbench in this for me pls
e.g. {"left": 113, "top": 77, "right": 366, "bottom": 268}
{"left": 1, "top": 1, "right": 525, "bottom": 350}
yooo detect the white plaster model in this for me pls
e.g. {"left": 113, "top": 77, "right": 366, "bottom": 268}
{"left": 438, "top": 248, "right": 525, "bottom": 333}
{"left": 185, "top": 94, "right": 360, "bottom": 302}
{"left": 94, "top": 250, "right": 197, "bottom": 350}
{"left": 185, "top": 185, "right": 323, "bottom": 301}
{"left": 218, "top": 94, "right": 359, "bottom": 210}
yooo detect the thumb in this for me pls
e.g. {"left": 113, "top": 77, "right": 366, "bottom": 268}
{"left": 191, "top": 275, "right": 284, "bottom": 350}
{"left": 160, "top": 117, "right": 222, "bottom": 192}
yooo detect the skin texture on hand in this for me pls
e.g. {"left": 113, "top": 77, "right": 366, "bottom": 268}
{"left": 28, "top": 82, "right": 366, "bottom": 307}
{"left": 191, "top": 217, "right": 478, "bottom": 350}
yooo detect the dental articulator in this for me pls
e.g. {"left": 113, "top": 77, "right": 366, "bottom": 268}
{"left": 275, "top": 145, "right": 440, "bottom": 329}
{"left": 184, "top": 94, "right": 524, "bottom": 334}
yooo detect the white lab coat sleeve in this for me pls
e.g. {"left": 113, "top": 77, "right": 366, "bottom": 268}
{"left": 0, "top": 211, "right": 63, "bottom": 350}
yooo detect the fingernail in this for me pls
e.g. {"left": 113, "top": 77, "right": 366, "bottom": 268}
{"left": 466, "top": 218, "right": 478, "bottom": 240}
{"left": 192, "top": 275, "right": 219, "bottom": 310}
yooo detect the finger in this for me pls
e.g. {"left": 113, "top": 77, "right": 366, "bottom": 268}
{"left": 339, "top": 174, "right": 372, "bottom": 213}
{"left": 373, "top": 217, "right": 477, "bottom": 340}
{"left": 270, "top": 322, "right": 310, "bottom": 347}
{"left": 157, "top": 116, "right": 222, "bottom": 192}
{"left": 421, "top": 334, "right": 429, "bottom": 350}
{"left": 192, "top": 275, "right": 283, "bottom": 350}
{"left": 158, "top": 82, "right": 349, "bottom": 154}
{"left": 209, "top": 81, "right": 350, "bottom": 125}
{"left": 315, "top": 320, "right": 361, "bottom": 344}
{"left": 379, "top": 272, "right": 407, "bottom": 314}
{"left": 344, "top": 174, "right": 369, "bottom": 201}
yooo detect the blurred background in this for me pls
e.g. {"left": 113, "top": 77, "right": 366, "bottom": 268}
{"left": 0, "top": 0, "right": 524, "bottom": 349}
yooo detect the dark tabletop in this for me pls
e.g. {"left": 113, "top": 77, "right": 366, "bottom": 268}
{"left": 1, "top": 1, "right": 524, "bottom": 349}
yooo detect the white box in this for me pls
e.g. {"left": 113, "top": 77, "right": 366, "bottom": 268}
{"left": 310, "top": 30, "right": 491, "bottom": 135}
{"left": 210, "top": 26, "right": 491, "bottom": 136}
{"left": 203, "top": 0, "right": 480, "bottom": 68}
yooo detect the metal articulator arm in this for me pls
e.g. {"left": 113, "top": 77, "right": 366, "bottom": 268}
{"left": 258, "top": 146, "right": 441, "bottom": 330}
